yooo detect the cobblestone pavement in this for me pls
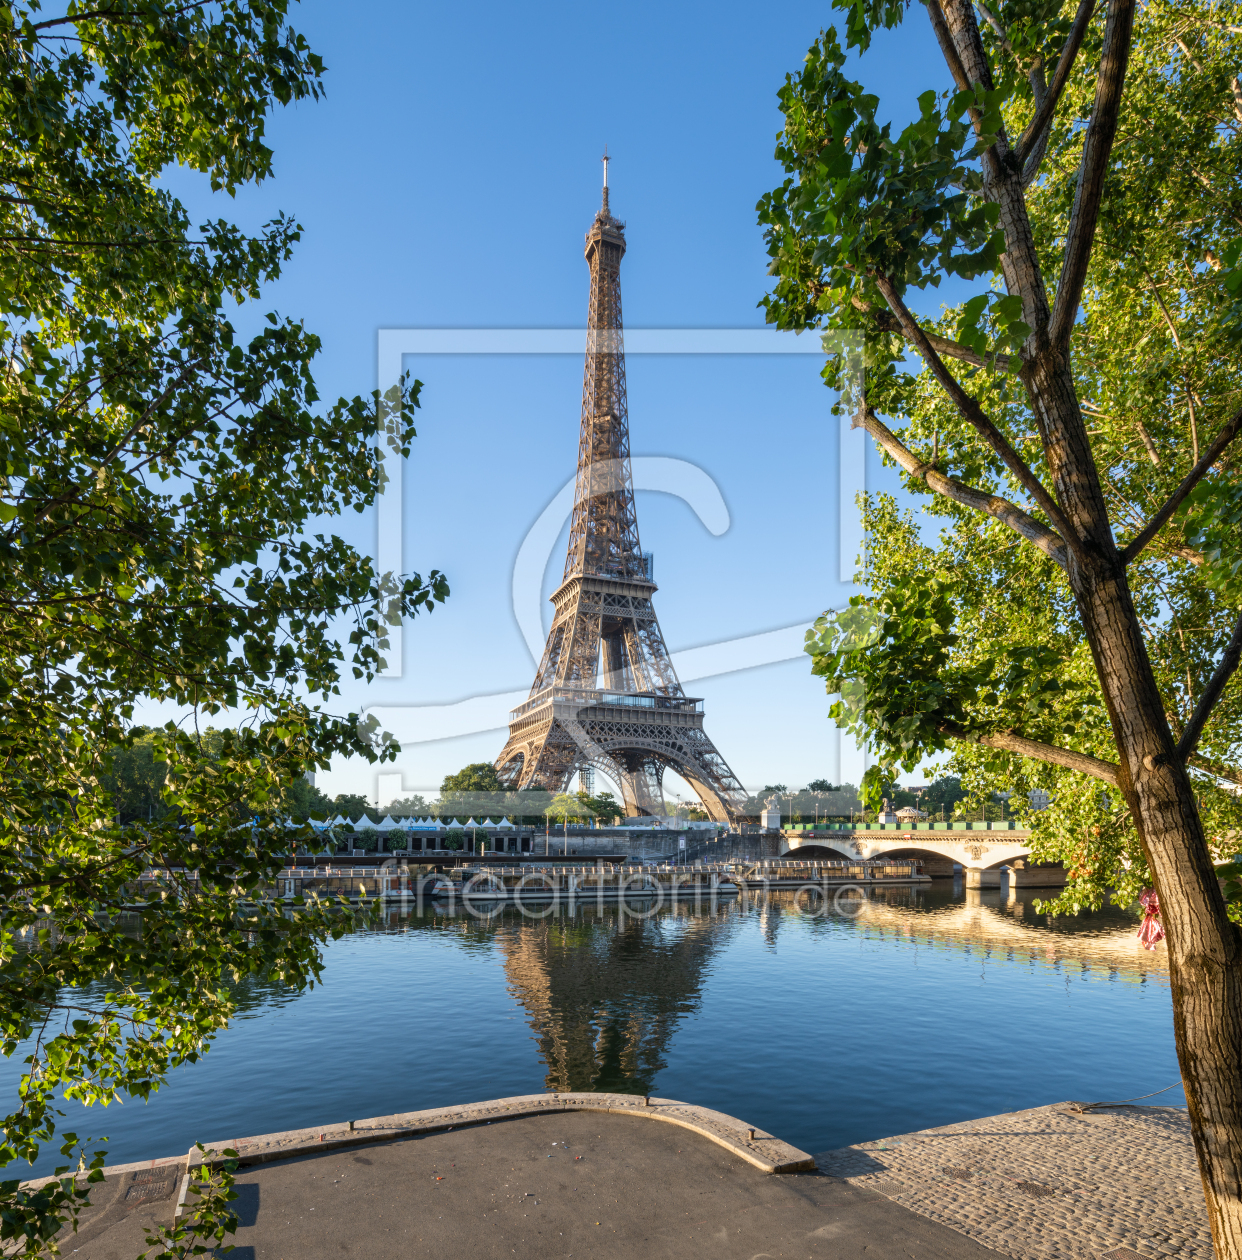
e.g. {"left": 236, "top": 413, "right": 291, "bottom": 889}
{"left": 816, "top": 1103, "right": 1208, "bottom": 1260}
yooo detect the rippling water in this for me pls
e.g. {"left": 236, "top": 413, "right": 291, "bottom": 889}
{"left": 3, "top": 882, "right": 1179, "bottom": 1178}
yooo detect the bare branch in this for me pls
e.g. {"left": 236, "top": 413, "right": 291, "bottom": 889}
{"left": 855, "top": 405, "right": 1069, "bottom": 568}
{"left": 940, "top": 722, "right": 1121, "bottom": 786}
{"left": 1177, "top": 611, "right": 1242, "bottom": 763}
{"left": 1121, "top": 402, "right": 1242, "bottom": 564}
{"left": 1016, "top": 0, "right": 1098, "bottom": 174}
{"left": 873, "top": 273, "right": 1084, "bottom": 556}
{"left": 1049, "top": 0, "right": 1137, "bottom": 350}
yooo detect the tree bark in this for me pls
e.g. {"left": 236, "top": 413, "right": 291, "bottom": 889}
{"left": 892, "top": 6, "right": 1242, "bottom": 1251}
{"left": 1025, "top": 267, "right": 1242, "bottom": 1260}
{"left": 1070, "top": 548, "right": 1242, "bottom": 1258}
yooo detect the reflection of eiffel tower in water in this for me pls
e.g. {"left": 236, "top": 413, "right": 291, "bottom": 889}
{"left": 494, "top": 158, "right": 746, "bottom": 821}
{"left": 499, "top": 908, "right": 723, "bottom": 1094}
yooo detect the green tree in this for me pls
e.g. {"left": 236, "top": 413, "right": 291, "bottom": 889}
{"left": 545, "top": 792, "right": 589, "bottom": 854}
{"left": 439, "top": 762, "right": 505, "bottom": 824}
{"left": 761, "top": 0, "right": 1242, "bottom": 1244}
{"left": 387, "top": 794, "right": 430, "bottom": 817}
{"left": 583, "top": 790, "right": 620, "bottom": 823}
{"left": 0, "top": 3, "right": 446, "bottom": 1253}
{"left": 332, "top": 793, "right": 375, "bottom": 824}
{"left": 284, "top": 775, "right": 334, "bottom": 824}
{"left": 96, "top": 728, "right": 172, "bottom": 824}
{"left": 440, "top": 763, "right": 505, "bottom": 794}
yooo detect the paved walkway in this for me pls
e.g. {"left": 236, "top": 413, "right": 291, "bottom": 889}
{"left": 816, "top": 1103, "right": 1208, "bottom": 1260}
{"left": 47, "top": 1099, "right": 1210, "bottom": 1260}
{"left": 57, "top": 1110, "right": 997, "bottom": 1260}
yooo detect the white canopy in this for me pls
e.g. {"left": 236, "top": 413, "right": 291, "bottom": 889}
{"left": 373, "top": 815, "right": 398, "bottom": 831}
{"left": 446, "top": 818, "right": 464, "bottom": 828}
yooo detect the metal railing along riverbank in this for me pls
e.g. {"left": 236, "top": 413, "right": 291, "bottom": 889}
{"left": 264, "top": 858, "right": 929, "bottom": 903}
{"left": 116, "top": 858, "right": 928, "bottom": 908}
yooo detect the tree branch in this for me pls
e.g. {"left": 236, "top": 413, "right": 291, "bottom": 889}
{"left": 872, "top": 274, "right": 1084, "bottom": 556}
{"left": 30, "top": 2, "right": 205, "bottom": 31}
{"left": 1176, "top": 611, "right": 1242, "bottom": 763}
{"left": 940, "top": 722, "right": 1120, "bottom": 786}
{"left": 1015, "top": 0, "right": 1098, "bottom": 173}
{"left": 1190, "top": 753, "right": 1242, "bottom": 789}
{"left": 22, "top": 362, "right": 199, "bottom": 529}
{"left": 1048, "top": 0, "right": 1136, "bottom": 350}
{"left": 852, "top": 297, "right": 1013, "bottom": 370}
{"left": 1121, "top": 402, "right": 1242, "bottom": 564}
{"left": 854, "top": 405, "right": 1069, "bottom": 567}
{"left": 925, "top": 0, "right": 973, "bottom": 91}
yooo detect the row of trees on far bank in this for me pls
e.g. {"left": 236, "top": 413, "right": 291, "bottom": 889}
{"left": 102, "top": 744, "right": 1016, "bottom": 830}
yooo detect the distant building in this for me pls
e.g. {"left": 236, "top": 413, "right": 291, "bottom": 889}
{"left": 1028, "top": 789, "right": 1052, "bottom": 811}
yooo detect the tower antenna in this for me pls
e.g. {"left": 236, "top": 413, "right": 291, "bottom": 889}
{"left": 601, "top": 146, "right": 610, "bottom": 214}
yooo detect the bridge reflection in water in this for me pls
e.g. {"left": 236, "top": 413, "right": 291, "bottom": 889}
{"left": 831, "top": 883, "right": 1166, "bottom": 978}
{"left": 383, "top": 879, "right": 1162, "bottom": 1096}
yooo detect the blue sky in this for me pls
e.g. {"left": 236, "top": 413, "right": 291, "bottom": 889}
{"left": 159, "top": 0, "right": 969, "bottom": 805}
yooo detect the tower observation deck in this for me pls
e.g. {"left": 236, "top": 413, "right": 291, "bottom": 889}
{"left": 493, "top": 161, "right": 747, "bottom": 822}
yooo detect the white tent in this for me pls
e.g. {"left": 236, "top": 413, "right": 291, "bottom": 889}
{"left": 374, "top": 815, "right": 398, "bottom": 831}
{"left": 463, "top": 818, "right": 479, "bottom": 829}
{"left": 446, "top": 818, "right": 464, "bottom": 828}
{"left": 493, "top": 817, "right": 515, "bottom": 829}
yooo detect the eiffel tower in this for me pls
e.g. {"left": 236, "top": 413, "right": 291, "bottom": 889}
{"left": 494, "top": 159, "right": 747, "bottom": 822}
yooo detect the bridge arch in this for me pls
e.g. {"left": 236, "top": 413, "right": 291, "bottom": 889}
{"left": 781, "top": 832, "right": 1037, "bottom": 873}
{"left": 777, "top": 842, "right": 858, "bottom": 862}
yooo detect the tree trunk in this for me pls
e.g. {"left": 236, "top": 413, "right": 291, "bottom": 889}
{"left": 1032, "top": 356, "right": 1242, "bottom": 1258}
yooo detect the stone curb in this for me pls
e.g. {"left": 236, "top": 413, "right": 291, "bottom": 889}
{"left": 18, "top": 1154, "right": 186, "bottom": 1193}
{"left": 186, "top": 1093, "right": 816, "bottom": 1176}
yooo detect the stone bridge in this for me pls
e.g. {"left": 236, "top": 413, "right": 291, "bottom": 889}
{"left": 778, "top": 826, "right": 1063, "bottom": 887}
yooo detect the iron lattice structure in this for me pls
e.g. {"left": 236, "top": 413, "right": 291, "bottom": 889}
{"left": 495, "top": 169, "right": 747, "bottom": 822}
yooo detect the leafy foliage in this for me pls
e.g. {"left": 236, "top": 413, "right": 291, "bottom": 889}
{"left": 767, "top": 0, "right": 1242, "bottom": 917}
{"left": 0, "top": 2, "right": 447, "bottom": 1252}
{"left": 440, "top": 763, "right": 505, "bottom": 795}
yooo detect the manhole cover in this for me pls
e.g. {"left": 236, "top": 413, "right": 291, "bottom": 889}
{"left": 1015, "top": 1181, "right": 1057, "bottom": 1199}
{"left": 942, "top": 1167, "right": 974, "bottom": 1180}
{"left": 125, "top": 1180, "right": 174, "bottom": 1202}
{"left": 130, "top": 1167, "right": 172, "bottom": 1183}
{"left": 863, "top": 1179, "right": 907, "bottom": 1198}
{"left": 1101, "top": 1250, "right": 1152, "bottom": 1260}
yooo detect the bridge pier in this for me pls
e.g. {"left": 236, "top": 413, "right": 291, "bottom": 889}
{"left": 963, "top": 868, "right": 1002, "bottom": 888}
{"left": 1008, "top": 864, "right": 1067, "bottom": 888}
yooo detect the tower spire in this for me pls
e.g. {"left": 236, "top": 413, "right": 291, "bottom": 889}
{"left": 601, "top": 147, "right": 610, "bottom": 217}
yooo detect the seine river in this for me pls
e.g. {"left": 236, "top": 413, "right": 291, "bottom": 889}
{"left": 5, "top": 882, "right": 1179, "bottom": 1178}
